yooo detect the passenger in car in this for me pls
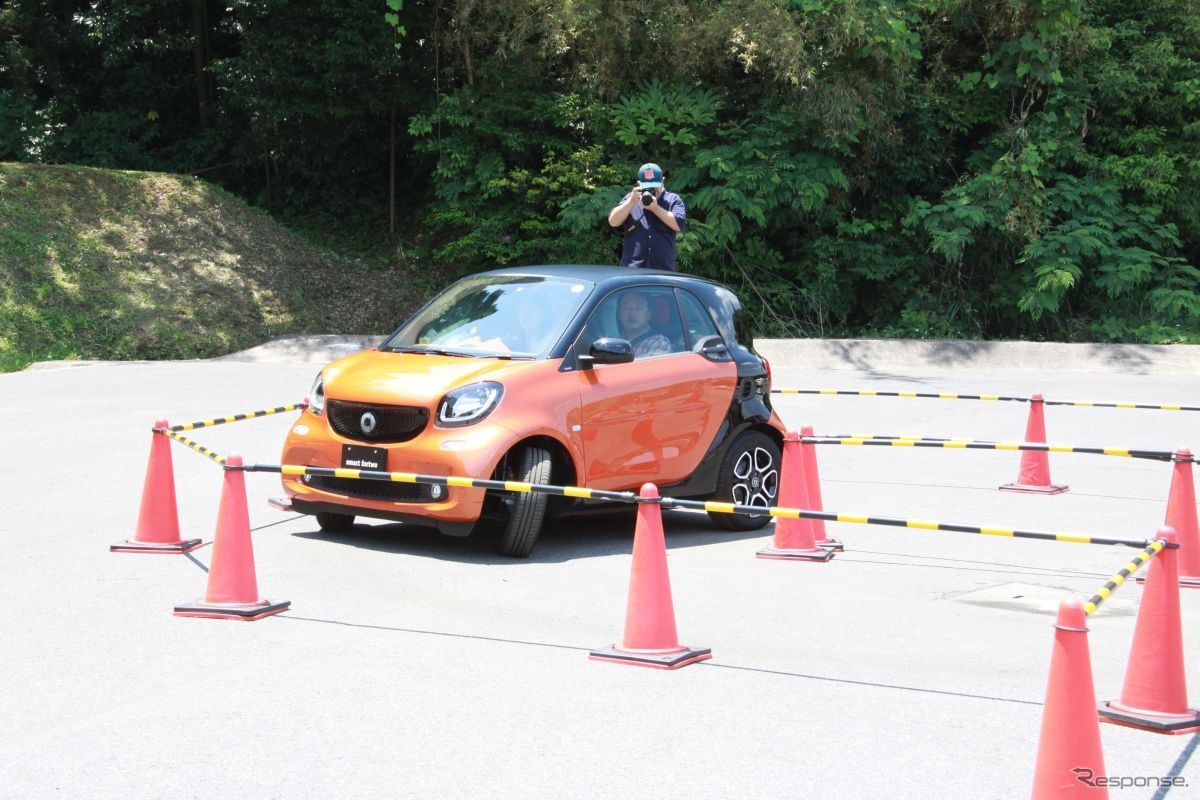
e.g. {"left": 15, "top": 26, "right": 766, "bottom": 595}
{"left": 506, "top": 289, "right": 555, "bottom": 353}
{"left": 617, "top": 292, "right": 671, "bottom": 357}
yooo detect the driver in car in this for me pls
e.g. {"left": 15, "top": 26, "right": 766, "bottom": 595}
{"left": 617, "top": 292, "right": 670, "bottom": 358}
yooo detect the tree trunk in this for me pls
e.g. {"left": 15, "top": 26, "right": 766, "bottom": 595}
{"left": 190, "top": 0, "right": 214, "bottom": 126}
{"left": 389, "top": 107, "right": 397, "bottom": 237}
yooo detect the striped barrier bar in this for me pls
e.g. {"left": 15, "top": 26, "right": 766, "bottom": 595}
{"left": 246, "top": 462, "right": 1156, "bottom": 549}
{"left": 801, "top": 435, "right": 1185, "bottom": 463}
{"left": 774, "top": 389, "right": 1023, "bottom": 402}
{"left": 157, "top": 427, "right": 227, "bottom": 466}
{"left": 1083, "top": 538, "right": 1170, "bottom": 616}
{"left": 1044, "top": 399, "right": 1200, "bottom": 411}
{"left": 169, "top": 402, "right": 308, "bottom": 432}
{"left": 245, "top": 462, "right": 640, "bottom": 504}
{"left": 772, "top": 388, "right": 1200, "bottom": 412}
{"left": 827, "top": 434, "right": 984, "bottom": 442}
{"left": 665, "top": 499, "right": 1156, "bottom": 549}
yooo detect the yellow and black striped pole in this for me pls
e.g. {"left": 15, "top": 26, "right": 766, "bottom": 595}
{"left": 169, "top": 402, "right": 307, "bottom": 432}
{"left": 155, "top": 427, "right": 227, "bottom": 466}
{"left": 247, "top": 463, "right": 641, "bottom": 504}
{"left": 800, "top": 435, "right": 1185, "bottom": 463}
{"left": 247, "top": 462, "right": 1156, "bottom": 549}
{"left": 774, "top": 388, "right": 1024, "bottom": 402}
{"left": 1044, "top": 399, "right": 1198, "bottom": 411}
{"left": 1083, "top": 538, "right": 1171, "bottom": 616}
{"left": 772, "top": 388, "right": 1200, "bottom": 412}
{"left": 678, "top": 499, "right": 1155, "bottom": 549}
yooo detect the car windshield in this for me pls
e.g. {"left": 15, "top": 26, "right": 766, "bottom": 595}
{"left": 381, "top": 274, "right": 594, "bottom": 358}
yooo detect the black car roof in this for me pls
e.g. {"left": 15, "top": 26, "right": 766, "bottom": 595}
{"left": 476, "top": 264, "right": 724, "bottom": 291}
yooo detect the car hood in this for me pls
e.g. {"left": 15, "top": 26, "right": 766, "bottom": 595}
{"left": 321, "top": 349, "right": 539, "bottom": 406}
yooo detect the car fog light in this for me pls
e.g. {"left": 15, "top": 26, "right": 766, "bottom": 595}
{"left": 429, "top": 484, "right": 444, "bottom": 500}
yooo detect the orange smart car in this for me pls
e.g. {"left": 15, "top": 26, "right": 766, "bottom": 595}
{"left": 281, "top": 265, "right": 787, "bottom": 556}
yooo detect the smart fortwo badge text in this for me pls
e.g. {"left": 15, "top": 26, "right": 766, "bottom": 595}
{"left": 341, "top": 444, "right": 386, "bottom": 471}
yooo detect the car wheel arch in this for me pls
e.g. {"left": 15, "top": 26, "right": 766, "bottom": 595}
{"left": 491, "top": 434, "right": 577, "bottom": 489}
{"left": 707, "top": 427, "right": 783, "bottom": 531}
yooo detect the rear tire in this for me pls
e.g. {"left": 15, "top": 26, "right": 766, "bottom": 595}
{"left": 496, "top": 445, "right": 553, "bottom": 558}
{"left": 707, "top": 430, "right": 779, "bottom": 531}
{"left": 316, "top": 511, "right": 355, "bottom": 532}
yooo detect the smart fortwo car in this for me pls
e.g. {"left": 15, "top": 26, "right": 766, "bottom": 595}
{"left": 281, "top": 265, "right": 788, "bottom": 557}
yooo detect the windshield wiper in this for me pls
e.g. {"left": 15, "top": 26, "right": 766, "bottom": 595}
{"left": 381, "top": 345, "right": 478, "bottom": 357}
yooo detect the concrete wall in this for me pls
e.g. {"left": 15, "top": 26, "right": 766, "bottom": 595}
{"left": 753, "top": 338, "right": 1200, "bottom": 375}
{"left": 212, "top": 334, "right": 1200, "bottom": 375}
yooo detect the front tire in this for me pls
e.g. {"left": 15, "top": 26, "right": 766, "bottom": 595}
{"left": 496, "top": 445, "right": 553, "bottom": 557}
{"left": 707, "top": 430, "right": 780, "bottom": 531}
{"left": 316, "top": 510, "right": 355, "bottom": 532}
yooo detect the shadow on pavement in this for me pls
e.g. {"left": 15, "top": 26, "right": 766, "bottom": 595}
{"left": 285, "top": 507, "right": 769, "bottom": 564}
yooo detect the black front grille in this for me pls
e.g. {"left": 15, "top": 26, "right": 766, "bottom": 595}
{"left": 327, "top": 400, "right": 428, "bottom": 443}
{"left": 309, "top": 475, "right": 436, "bottom": 503}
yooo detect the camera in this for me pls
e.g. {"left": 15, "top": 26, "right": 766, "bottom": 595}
{"left": 640, "top": 189, "right": 655, "bottom": 206}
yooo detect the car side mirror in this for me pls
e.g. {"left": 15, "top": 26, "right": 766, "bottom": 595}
{"left": 578, "top": 337, "right": 635, "bottom": 369}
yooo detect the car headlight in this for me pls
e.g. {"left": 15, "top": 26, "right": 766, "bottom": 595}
{"left": 437, "top": 382, "right": 502, "bottom": 427}
{"left": 307, "top": 372, "right": 325, "bottom": 416}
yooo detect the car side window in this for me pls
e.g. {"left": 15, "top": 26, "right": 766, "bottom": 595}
{"left": 677, "top": 289, "right": 721, "bottom": 350}
{"left": 646, "top": 292, "right": 686, "bottom": 355}
{"left": 585, "top": 295, "right": 619, "bottom": 341}
{"left": 584, "top": 288, "right": 686, "bottom": 360}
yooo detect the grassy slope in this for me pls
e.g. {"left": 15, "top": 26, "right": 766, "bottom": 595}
{"left": 0, "top": 162, "right": 446, "bottom": 372}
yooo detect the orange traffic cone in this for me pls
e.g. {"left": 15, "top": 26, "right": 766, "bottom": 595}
{"left": 1030, "top": 598, "right": 1108, "bottom": 798}
{"left": 174, "top": 454, "right": 290, "bottom": 621}
{"left": 800, "top": 425, "right": 843, "bottom": 552}
{"left": 1100, "top": 526, "right": 1200, "bottom": 733}
{"left": 111, "top": 419, "right": 203, "bottom": 554}
{"left": 590, "top": 483, "right": 711, "bottom": 669}
{"left": 1000, "top": 393, "right": 1068, "bottom": 494}
{"left": 1139, "top": 451, "right": 1200, "bottom": 589}
{"left": 757, "top": 431, "right": 834, "bottom": 562}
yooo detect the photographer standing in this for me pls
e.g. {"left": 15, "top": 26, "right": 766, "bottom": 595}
{"left": 607, "top": 162, "right": 687, "bottom": 270}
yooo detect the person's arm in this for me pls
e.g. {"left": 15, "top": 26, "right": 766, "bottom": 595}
{"left": 634, "top": 334, "right": 671, "bottom": 357}
{"left": 646, "top": 193, "right": 682, "bottom": 232}
{"left": 608, "top": 187, "right": 639, "bottom": 228}
{"left": 669, "top": 192, "right": 686, "bottom": 232}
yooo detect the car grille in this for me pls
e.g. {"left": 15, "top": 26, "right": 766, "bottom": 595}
{"left": 327, "top": 400, "right": 428, "bottom": 443}
{"left": 309, "top": 475, "right": 436, "bottom": 503}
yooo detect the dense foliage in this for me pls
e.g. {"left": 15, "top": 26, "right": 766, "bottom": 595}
{"left": 3, "top": 0, "right": 1197, "bottom": 342}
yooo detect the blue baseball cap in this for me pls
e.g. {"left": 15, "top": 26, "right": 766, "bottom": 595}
{"left": 636, "top": 163, "right": 664, "bottom": 189}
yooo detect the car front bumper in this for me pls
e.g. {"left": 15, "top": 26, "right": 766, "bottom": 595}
{"left": 281, "top": 412, "right": 519, "bottom": 530}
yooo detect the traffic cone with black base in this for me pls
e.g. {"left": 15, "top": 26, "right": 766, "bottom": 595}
{"left": 1000, "top": 393, "right": 1068, "bottom": 494}
{"left": 111, "top": 419, "right": 203, "bottom": 554}
{"left": 757, "top": 431, "right": 835, "bottom": 562}
{"left": 801, "top": 425, "right": 843, "bottom": 552}
{"left": 1030, "top": 598, "right": 1108, "bottom": 799}
{"left": 174, "top": 455, "right": 290, "bottom": 621}
{"left": 590, "top": 484, "right": 711, "bottom": 669}
{"left": 1139, "top": 451, "right": 1200, "bottom": 589}
{"left": 1100, "top": 526, "right": 1200, "bottom": 734}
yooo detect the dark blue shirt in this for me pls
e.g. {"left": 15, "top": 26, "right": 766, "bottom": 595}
{"left": 616, "top": 190, "right": 687, "bottom": 270}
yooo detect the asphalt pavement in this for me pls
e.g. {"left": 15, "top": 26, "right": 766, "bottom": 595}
{"left": 2, "top": 337, "right": 1199, "bottom": 799}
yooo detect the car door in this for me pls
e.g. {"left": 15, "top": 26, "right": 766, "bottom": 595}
{"left": 575, "top": 287, "right": 737, "bottom": 490}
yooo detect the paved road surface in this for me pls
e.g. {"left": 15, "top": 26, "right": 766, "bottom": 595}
{"left": 2, "top": 342, "right": 1198, "bottom": 799}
